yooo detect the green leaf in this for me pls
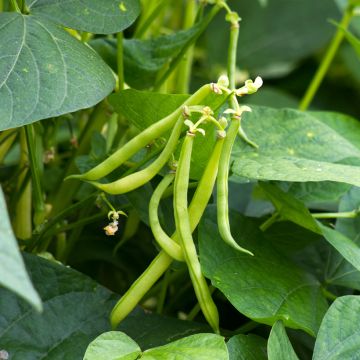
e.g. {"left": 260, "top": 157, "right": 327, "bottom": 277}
{"left": 91, "top": 22, "right": 204, "bottom": 88}
{"left": 0, "top": 253, "right": 117, "bottom": 359}
{"left": 325, "top": 188, "right": 360, "bottom": 290}
{"left": 199, "top": 207, "right": 328, "bottom": 336}
{"left": 267, "top": 321, "right": 299, "bottom": 360}
{"left": 141, "top": 333, "right": 228, "bottom": 360}
{"left": 227, "top": 334, "right": 267, "bottom": 360}
{"left": 259, "top": 183, "right": 360, "bottom": 274}
{"left": 26, "top": 0, "right": 140, "bottom": 34}
{"left": 259, "top": 182, "right": 321, "bottom": 234}
{"left": 313, "top": 295, "right": 360, "bottom": 359}
{"left": 206, "top": 0, "right": 340, "bottom": 76}
{"left": 0, "top": 188, "right": 41, "bottom": 311}
{"left": 0, "top": 13, "right": 115, "bottom": 131}
{"left": 232, "top": 106, "right": 360, "bottom": 187}
{"left": 83, "top": 332, "right": 141, "bottom": 360}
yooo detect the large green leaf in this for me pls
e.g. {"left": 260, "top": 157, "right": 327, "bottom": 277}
{"left": 232, "top": 106, "right": 360, "bottom": 187}
{"left": 260, "top": 183, "right": 360, "bottom": 275}
{"left": 267, "top": 321, "right": 299, "bottom": 360}
{"left": 91, "top": 20, "right": 205, "bottom": 88}
{"left": 313, "top": 295, "right": 360, "bottom": 359}
{"left": 85, "top": 332, "right": 228, "bottom": 360}
{"left": 227, "top": 334, "right": 267, "bottom": 360}
{"left": 83, "top": 332, "right": 141, "bottom": 360}
{"left": 206, "top": 0, "right": 339, "bottom": 76}
{"left": 198, "top": 207, "right": 328, "bottom": 336}
{"left": 325, "top": 188, "right": 360, "bottom": 290}
{"left": 0, "top": 13, "right": 115, "bottom": 131}
{"left": 141, "top": 333, "right": 228, "bottom": 360}
{"left": 26, "top": 0, "right": 140, "bottom": 34}
{"left": 0, "top": 188, "right": 41, "bottom": 311}
{"left": 0, "top": 253, "right": 215, "bottom": 359}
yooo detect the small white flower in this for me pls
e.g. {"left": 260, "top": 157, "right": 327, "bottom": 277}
{"left": 217, "top": 74, "right": 229, "bottom": 88}
{"left": 236, "top": 76, "right": 263, "bottom": 96}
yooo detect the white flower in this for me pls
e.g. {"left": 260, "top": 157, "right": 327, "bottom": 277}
{"left": 236, "top": 76, "right": 263, "bottom": 96}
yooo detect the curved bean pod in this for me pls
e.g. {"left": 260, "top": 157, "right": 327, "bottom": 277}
{"left": 88, "top": 114, "right": 184, "bottom": 194}
{"left": 110, "top": 134, "right": 225, "bottom": 329}
{"left": 149, "top": 173, "right": 184, "bottom": 261}
{"left": 174, "top": 133, "right": 220, "bottom": 334}
{"left": 217, "top": 114, "right": 253, "bottom": 256}
{"left": 67, "top": 84, "right": 212, "bottom": 182}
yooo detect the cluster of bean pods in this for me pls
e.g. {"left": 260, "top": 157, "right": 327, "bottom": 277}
{"left": 69, "top": 75, "right": 262, "bottom": 333}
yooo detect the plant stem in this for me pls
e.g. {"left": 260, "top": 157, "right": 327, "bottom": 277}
{"left": 187, "top": 285, "right": 216, "bottom": 321}
{"left": 260, "top": 212, "right": 280, "bottom": 232}
{"left": 321, "top": 287, "right": 337, "bottom": 301}
{"left": 0, "top": 129, "right": 17, "bottom": 163}
{"left": 13, "top": 130, "right": 32, "bottom": 240}
{"left": 156, "top": 269, "right": 170, "bottom": 314}
{"left": 10, "top": 0, "right": 20, "bottom": 12}
{"left": 176, "top": 0, "right": 198, "bottom": 93}
{"left": 25, "top": 124, "right": 46, "bottom": 226}
{"left": 299, "top": 7, "right": 353, "bottom": 111}
{"left": 117, "top": 32, "right": 124, "bottom": 91}
{"left": 154, "top": 4, "right": 221, "bottom": 90}
{"left": 227, "top": 19, "right": 239, "bottom": 89}
{"left": 312, "top": 210, "right": 359, "bottom": 219}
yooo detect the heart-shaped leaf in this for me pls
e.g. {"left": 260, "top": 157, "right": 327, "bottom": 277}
{"left": 26, "top": 0, "right": 141, "bottom": 34}
{"left": 227, "top": 334, "right": 267, "bottom": 360}
{"left": 0, "top": 13, "right": 115, "bottom": 130}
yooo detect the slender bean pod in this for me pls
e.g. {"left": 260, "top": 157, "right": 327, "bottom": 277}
{"left": 110, "top": 134, "right": 225, "bottom": 329}
{"left": 174, "top": 133, "right": 220, "bottom": 334}
{"left": 88, "top": 114, "right": 184, "bottom": 194}
{"left": 217, "top": 109, "right": 253, "bottom": 256}
{"left": 67, "top": 84, "right": 211, "bottom": 182}
{"left": 149, "top": 173, "right": 184, "bottom": 261}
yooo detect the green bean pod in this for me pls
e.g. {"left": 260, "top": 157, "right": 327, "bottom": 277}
{"left": 149, "top": 173, "right": 184, "bottom": 261}
{"left": 174, "top": 133, "right": 220, "bottom": 334}
{"left": 217, "top": 117, "right": 253, "bottom": 256}
{"left": 110, "top": 134, "right": 225, "bottom": 329}
{"left": 88, "top": 114, "right": 184, "bottom": 195}
{"left": 67, "top": 84, "right": 212, "bottom": 182}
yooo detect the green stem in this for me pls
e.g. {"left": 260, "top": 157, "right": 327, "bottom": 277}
{"left": 13, "top": 130, "right": 32, "bottom": 240}
{"left": 259, "top": 212, "right": 280, "bottom": 232}
{"left": 154, "top": 4, "right": 221, "bottom": 90}
{"left": 321, "top": 287, "right": 337, "bottom": 301}
{"left": 299, "top": 7, "right": 354, "bottom": 111}
{"left": 25, "top": 124, "right": 46, "bottom": 226}
{"left": 227, "top": 21, "right": 239, "bottom": 89}
{"left": 176, "top": 0, "right": 198, "bottom": 93}
{"left": 156, "top": 269, "right": 170, "bottom": 314}
{"left": 0, "top": 129, "right": 17, "bottom": 163}
{"left": 187, "top": 286, "right": 216, "bottom": 321}
{"left": 10, "top": 0, "right": 20, "bottom": 12}
{"left": 117, "top": 32, "right": 124, "bottom": 91}
{"left": 312, "top": 210, "right": 359, "bottom": 219}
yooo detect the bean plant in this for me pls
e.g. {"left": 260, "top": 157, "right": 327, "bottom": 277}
{"left": 2, "top": 0, "right": 360, "bottom": 359}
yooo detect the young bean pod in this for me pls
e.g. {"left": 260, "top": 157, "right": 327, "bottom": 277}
{"left": 110, "top": 134, "right": 226, "bottom": 329}
{"left": 88, "top": 114, "right": 184, "bottom": 194}
{"left": 149, "top": 173, "right": 184, "bottom": 261}
{"left": 217, "top": 112, "right": 253, "bottom": 256}
{"left": 174, "top": 132, "right": 220, "bottom": 334}
{"left": 67, "top": 84, "right": 212, "bottom": 182}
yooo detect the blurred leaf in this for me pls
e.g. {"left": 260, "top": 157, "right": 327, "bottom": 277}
{"left": 92, "top": 20, "right": 205, "bottom": 88}
{"left": 267, "top": 321, "right": 299, "bottom": 360}
{"left": 199, "top": 207, "right": 328, "bottom": 336}
{"left": 141, "top": 334, "right": 228, "bottom": 360}
{"left": 232, "top": 106, "right": 360, "bottom": 187}
{"left": 0, "top": 188, "right": 41, "bottom": 311}
{"left": 206, "top": 0, "right": 339, "bottom": 76}
{"left": 325, "top": 187, "right": 360, "bottom": 290}
{"left": 260, "top": 183, "right": 360, "bottom": 275}
{"left": 26, "top": 0, "right": 140, "bottom": 34}
{"left": 83, "top": 332, "right": 141, "bottom": 360}
{"left": 313, "top": 295, "right": 360, "bottom": 359}
{"left": 0, "top": 13, "right": 115, "bottom": 130}
{"left": 227, "top": 334, "right": 267, "bottom": 360}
